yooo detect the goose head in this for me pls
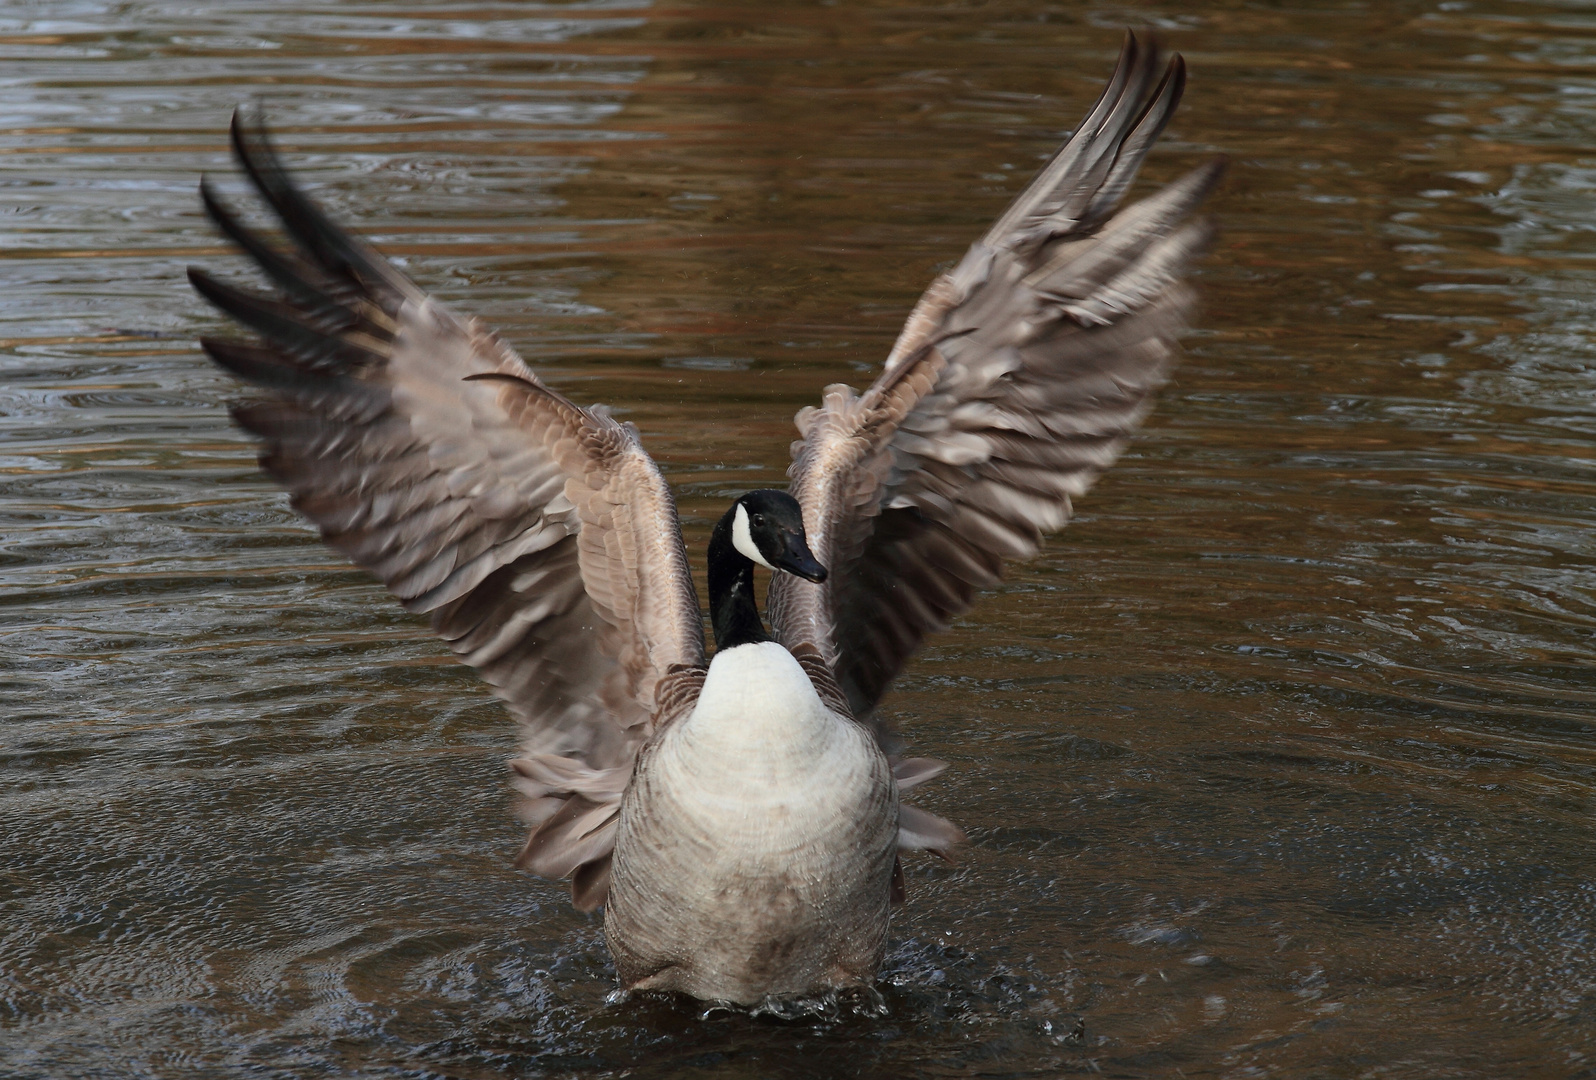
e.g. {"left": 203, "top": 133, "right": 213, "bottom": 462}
{"left": 727, "top": 489, "right": 826, "bottom": 583}
{"left": 708, "top": 489, "right": 825, "bottom": 651}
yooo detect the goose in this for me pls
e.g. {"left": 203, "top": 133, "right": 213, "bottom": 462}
{"left": 187, "top": 33, "right": 1224, "bottom": 1004}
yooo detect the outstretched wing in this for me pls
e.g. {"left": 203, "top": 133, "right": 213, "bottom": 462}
{"left": 190, "top": 114, "right": 705, "bottom": 906}
{"left": 768, "top": 33, "right": 1224, "bottom": 722}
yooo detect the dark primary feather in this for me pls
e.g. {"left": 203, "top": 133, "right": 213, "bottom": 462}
{"left": 190, "top": 113, "right": 706, "bottom": 905}
{"left": 768, "top": 32, "right": 1225, "bottom": 722}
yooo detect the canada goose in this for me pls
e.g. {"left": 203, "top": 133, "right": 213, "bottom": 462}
{"left": 188, "top": 32, "right": 1223, "bottom": 1004}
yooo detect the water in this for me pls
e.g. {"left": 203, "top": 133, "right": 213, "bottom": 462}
{"left": 3, "top": 0, "right": 1595, "bottom": 1075}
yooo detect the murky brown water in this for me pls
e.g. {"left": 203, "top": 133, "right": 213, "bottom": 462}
{"left": 4, "top": 0, "right": 1596, "bottom": 1076}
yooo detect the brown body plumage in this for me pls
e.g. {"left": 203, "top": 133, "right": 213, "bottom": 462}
{"left": 189, "top": 33, "right": 1221, "bottom": 1004}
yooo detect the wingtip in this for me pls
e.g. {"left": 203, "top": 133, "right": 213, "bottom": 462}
{"left": 1109, "top": 28, "right": 1145, "bottom": 94}
{"left": 229, "top": 102, "right": 262, "bottom": 142}
{"left": 195, "top": 333, "right": 227, "bottom": 360}
{"left": 228, "top": 106, "right": 249, "bottom": 165}
{"left": 186, "top": 264, "right": 215, "bottom": 295}
{"left": 1167, "top": 51, "right": 1187, "bottom": 96}
{"left": 1124, "top": 26, "right": 1166, "bottom": 67}
{"left": 197, "top": 173, "right": 229, "bottom": 228}
{"left": 187, "top": 266, "right": 253, "bottom": 320}
{"left": 215, "top": 102, "right": 422, "bottom": 307}
{"left": 185, "top": 265, "right": 251, "bottom": 327}
{"left": 228, "top": 104, "right": 277, "bottom": 182}
{"left": 197, "top": 335, "right": 286, "bottom": 387}
{"left": 1125, "top": 45, "right": 1187, "bottom": 138}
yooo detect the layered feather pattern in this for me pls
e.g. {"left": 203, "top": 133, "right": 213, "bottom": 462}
{"left": 190, "top": 115, "right": 707, "bottom": 905}
{"left": 769, "top": 33, "right": 1225, "bottom": 720}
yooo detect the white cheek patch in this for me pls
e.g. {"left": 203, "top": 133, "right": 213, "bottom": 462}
{"left": 732, "top": 503, "right": 777, "bottom": 570}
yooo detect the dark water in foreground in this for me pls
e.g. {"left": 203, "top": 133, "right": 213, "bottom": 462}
{"left": 3, "top": 1, "right": 1596, "bottom": 1076}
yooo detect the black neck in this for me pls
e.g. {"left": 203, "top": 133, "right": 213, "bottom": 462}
{"left": 708, "top": 510, "right": 769, "bottom": 651}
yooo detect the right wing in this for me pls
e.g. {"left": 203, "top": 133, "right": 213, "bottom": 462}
{"left": 769, "top": 33, "right": 1224, "bottom": 724}
{"left": 189, "top": 114, "right": 705, "bottom": 907}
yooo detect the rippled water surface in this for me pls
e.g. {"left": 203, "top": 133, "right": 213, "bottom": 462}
{"left": 4, "top": 0, "right": 1596, "bottom": 1076}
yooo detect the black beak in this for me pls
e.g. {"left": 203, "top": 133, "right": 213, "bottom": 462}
{"left": 771, "top": 532, "right": 827, "bottom": 583}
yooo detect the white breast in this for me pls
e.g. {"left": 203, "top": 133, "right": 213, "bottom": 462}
{"left": 607, "top": 639, "right": 898, "bottom": 1000}
{"left": 650, "top": 640, "right": 879, "bottom": 826}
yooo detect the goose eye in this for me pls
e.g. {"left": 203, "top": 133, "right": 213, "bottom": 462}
{"left": 752, "top": 514, "right": 765, "bottom": 527}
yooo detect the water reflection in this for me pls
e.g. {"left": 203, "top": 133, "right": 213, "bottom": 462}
{"left": 3, "top": 0, "right": 1595, "bottom": 1076}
